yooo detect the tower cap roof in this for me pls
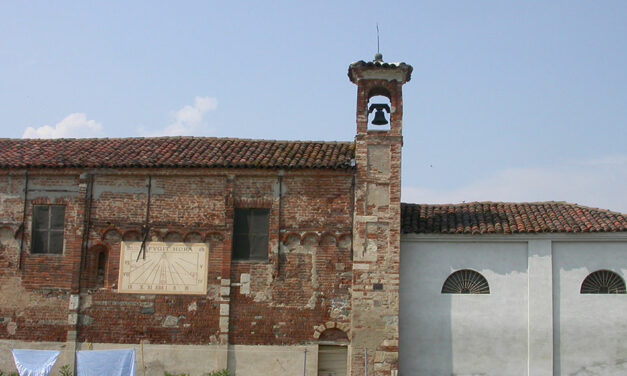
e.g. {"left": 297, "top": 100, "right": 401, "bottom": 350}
{"left": 348, "top": 58, "right": 413, "bottom": 84}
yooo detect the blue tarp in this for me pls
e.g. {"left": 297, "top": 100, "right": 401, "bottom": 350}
{"left": 76, "top": 349, "right": 135, "bottom": 376}
{"left": 11, "top": 349, "right": 60, "bottom": 376}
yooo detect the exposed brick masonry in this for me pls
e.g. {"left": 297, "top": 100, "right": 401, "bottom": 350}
{"left": 0, "top": 168, "right": 354, "bottom": 348}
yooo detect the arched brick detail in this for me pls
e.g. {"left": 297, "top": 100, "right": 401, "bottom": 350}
{"left": 122, "top": 230, "right": 141, "bottom": 242}
{"left": 102, "top": 228, "right": 122, "bottom": 244}
{"left": 183, "top": 231, "right": 203, "bottom": 243}
{"left": 164, "top": 231, "right": 183, "bottom": 242}
{"left": 281, "top": 232, "right": 301, "bottom": 247}
{"left": 301, "top": 232, "right": 319, "bottom": 246}
{"left": 320, "top": 232, "right": 337, "bottom": 246}
{"left": 337, "top": 233, "right": 352, "bottom": 249}
{"left": 149, "top": 229, "right": 164, "bottom": 241}
{"left": 205, "top": 232, "right": 223, "bottom": 243}
{"left": 312, "top": 321, "right": 350, "bottom": 340}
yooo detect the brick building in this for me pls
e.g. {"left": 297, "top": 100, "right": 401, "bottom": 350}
{"left": 0, "top": 56, "right": 411, "bottom": 375}
{"left": 1, "top": 56, "right": 626, "bottom": 376}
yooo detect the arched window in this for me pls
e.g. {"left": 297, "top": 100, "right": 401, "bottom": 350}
{"left": 441, "top": 269, "right": 490, "bottom": 294}
{"left": 580, "top": 270, "right": 626, "bottom": 294}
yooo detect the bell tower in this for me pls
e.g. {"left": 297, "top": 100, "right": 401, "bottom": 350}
{"left": 348, "top": 54, "right": 412, "bottom": 376}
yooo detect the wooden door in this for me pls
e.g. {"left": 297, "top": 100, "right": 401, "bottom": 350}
{"left": 318, "top": 345, "right": 347, "bottom": 376}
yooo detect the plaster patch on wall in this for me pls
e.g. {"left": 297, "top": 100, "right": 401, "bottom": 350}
{"left": 6, "top": 321, "right": 17, "bottom": 335}
{"left": 329, "top": 298, "right": 350, "bottom": 320}
{"left": 0, "top": 277, "right": 67, "bottom": 311}
{"left": 305, "top": 292, "right": 319, "bottom": 309}
{"left": 163, "top": 315, "right": 181, "bottom": 328}
{"left": 250, "top": 265, "right": 274, "bottom": 303}
{"left": 367, "top": 183, "right": 389, "bottom": 209}
{"left": 92, "top": 182, "right": 164, "bottom": 200}
{"left": 356, "top": 222, "right": 388, "bottom": 262}
{"left": 27, "top": 183, "right": 80, "bottom": 199}
{"left": 240, "top": 273, "right": 251, "bottom": 295}
{"left": 79, "top": 295, "right": 92, "bottom": 311}
{"left": 310, "top": 250, "right": 319, "bottom": 289}
{"left": 367, "top": 145, "right": 391, "bottom": 176}
{"left": 0, "top": 227, "right": 17, "bottom": 247}
{"left": 206, "top": 285, "right": 220, "bottom": 301}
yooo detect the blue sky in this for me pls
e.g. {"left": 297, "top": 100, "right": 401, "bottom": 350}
{"left": 1, "top": 1, "right": 626, "bottom": 212}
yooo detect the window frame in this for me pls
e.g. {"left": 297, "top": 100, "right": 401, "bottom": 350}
{"left": 30, "top": 204, "right": 65, "bottom": 255}
{"left": 231, "top": 208, "right": 270, "bottom": 262}
{"left": 441, "top": 269, "right": 490, "bottom": 295}
{"left": 580, "top": 269, "right": 626, "bottom": 294}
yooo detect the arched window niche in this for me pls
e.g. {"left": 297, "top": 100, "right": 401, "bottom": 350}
{"left": 580, "top": 270, "right": 626, "bottom": 294}
{"left": 441, "top": 269, "right": 490, "bottom": 294}
{"left": 86, "top": 244, "right": 108, "bottom": 289}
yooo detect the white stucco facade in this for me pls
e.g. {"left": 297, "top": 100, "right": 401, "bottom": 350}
{"left": 553, "top": 241, "right": 627, "bottom": 375}
{"left": 399, "top": 233, "right": 627, "bottom": 376}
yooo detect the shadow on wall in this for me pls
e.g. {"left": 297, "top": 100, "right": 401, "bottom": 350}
{"left": 399, "top": 241, "right": 529, "bottom": 376}
{"left": 552, "top": 241, "right": 627, "bottom": 375}
{"left": 400, "top": 244, "right": 452, "bottom": 376}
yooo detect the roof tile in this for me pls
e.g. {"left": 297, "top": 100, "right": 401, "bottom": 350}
{"left": 0, "top": 137, "right": 355, "bottom": 170}
{"left": 402, "top": 202, "right": 627, "bottom": 234}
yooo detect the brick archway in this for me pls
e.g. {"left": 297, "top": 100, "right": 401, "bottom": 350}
{"left": 313, "top": 321, "right": 350, "bottom": 341}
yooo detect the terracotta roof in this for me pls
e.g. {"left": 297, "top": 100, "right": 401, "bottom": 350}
{"left": 348, "top": 60, "right": 413, "bottom": 83}
{"left": 401, "top": 202, "right": 627, "bottom": 234}
{"left": 0, "top": 137, "right": 355, "bottom": 170}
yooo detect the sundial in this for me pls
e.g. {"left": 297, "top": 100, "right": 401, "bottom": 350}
{"left": 118, "top": 241, "right": 209, "bottom": 295}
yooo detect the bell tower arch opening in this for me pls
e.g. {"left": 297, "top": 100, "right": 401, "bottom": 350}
{"left": 367, "top": 94, "right": 391, "bottom": 131}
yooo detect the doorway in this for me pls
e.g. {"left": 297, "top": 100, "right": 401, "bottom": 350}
{"left": 318, "top": 345, "right": 347, "bottom": 376}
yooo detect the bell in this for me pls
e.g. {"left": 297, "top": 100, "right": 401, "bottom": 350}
{"left": 371, "top": 108, "right": 388, "bottom": 126}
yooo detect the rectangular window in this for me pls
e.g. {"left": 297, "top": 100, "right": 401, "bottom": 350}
{"left": 232, "top": 208, "right": 269, "bottom": 261}
{"left": 31, "top": 205, "right": 65, "bottom": 254}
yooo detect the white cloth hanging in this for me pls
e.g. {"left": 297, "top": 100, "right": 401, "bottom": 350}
{"left": 76, "top": 349, "right": 135, "bottom": 376}
{"left": 11, "top": 349, "right": 60, "bottom": 376}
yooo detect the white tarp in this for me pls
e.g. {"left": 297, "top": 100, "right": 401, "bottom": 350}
{"left": 76, "top": 349, "right": 135, "bottom": 376}
{"left": 11, "top": 349, "right": 60, "bottom": 376}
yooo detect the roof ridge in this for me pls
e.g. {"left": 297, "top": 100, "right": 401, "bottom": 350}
{"left": 401, "top": 201, "right": 626, "bottom": 234}
{"left": 401, "top": 201, "right": 626, "bottom": 216}
{"left": 0, "top": 137, "right": 355, "bottom": 170}
{"left": 3, "top": 136, "right": 355, "bottom": 144}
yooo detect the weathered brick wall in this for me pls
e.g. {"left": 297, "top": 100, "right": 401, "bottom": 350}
{"left": 0, "top": 173, "right": 80, "bottom": 343}
{"left": 0, "top": 168, "right": 353, "bottom": 347}
{"left": 228, "top": 173, "right": 353, "bottom": 345}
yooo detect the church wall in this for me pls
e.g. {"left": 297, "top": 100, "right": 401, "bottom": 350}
{"left": 400, "top": 234, "right": 627, "bottom": 376}
{"left": 399, "top": 241, "right": 529, "bottom": 376}
{"left": 553, "top": 241, "right": 627, "bottom": 375}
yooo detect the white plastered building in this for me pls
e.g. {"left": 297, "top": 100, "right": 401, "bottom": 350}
{"left": 399, "top": 202, "right": 627, "bottom": 376}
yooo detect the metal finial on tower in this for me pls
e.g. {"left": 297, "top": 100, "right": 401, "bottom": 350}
{"left": 374, "top": 23, "right": 383, "bottom": 62}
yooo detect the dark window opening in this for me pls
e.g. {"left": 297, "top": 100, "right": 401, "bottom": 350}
{"left": 232, "top": 208, "right": 269, "bottom": 261}
{"left": 580, "top": 270, "right": 626, "bottom": 294}
{"left": 31, "top": 205, "right": 65, "bottom": 254}
{"left": 441, "top": 269, "right": 490, "bottom": 294}
{"left": 96, "top": 251, "right": 107, "bottom": 287}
